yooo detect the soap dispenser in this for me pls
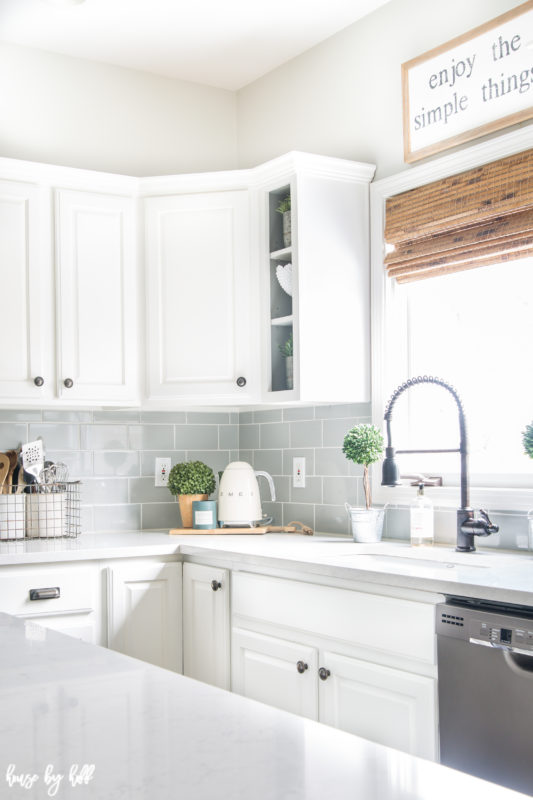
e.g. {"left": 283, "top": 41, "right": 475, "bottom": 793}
{"left": 410, "top": 483, "right": 434, "bottom": 546}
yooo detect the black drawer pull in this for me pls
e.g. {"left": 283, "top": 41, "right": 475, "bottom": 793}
{"left": 29, "top": 587, "right": 60, "bottom": 601}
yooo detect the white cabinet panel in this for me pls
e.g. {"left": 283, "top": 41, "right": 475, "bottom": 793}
{"left": 232, "top": 572, "right": 437, "bottom": 667}
{"left": 0, "top": 563, "right": 100, "bottom": 644}
{"left": 55, "top": 189, "right": 137, "bottom": 403}
{"left": 145, "top": 191, "right": 256, "bottom": 403}
{"left": 232, "top": 627, "right": 318, "bottom": 719}
{"left": 183, "top": 563, "right": 230, "bottom": 690}
{"left": 319, "top": 651, "right": 437, "bottom": 760}
{"left": 0, "top": 180, "right": 53, "bottom": 399}
{"left": 107, "top": 561, "right": 182, "bottom": 672}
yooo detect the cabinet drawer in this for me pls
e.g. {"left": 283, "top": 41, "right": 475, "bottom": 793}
{"left": 0, "top": 565, "right": 96, "bottom": 617}
{"left": 232, "top": 572, "right": 436, "bottom": 666}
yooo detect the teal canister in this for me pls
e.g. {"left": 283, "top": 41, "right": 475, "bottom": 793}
{"left": 192, "top": 500, "right": 217, "bottom": 530}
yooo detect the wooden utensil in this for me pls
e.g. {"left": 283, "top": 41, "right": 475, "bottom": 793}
{"left": 0, "top": 454, "right": 10, "bottom": 495}
{"left": 5, "top": 450, "right": 18, "bottom": 494}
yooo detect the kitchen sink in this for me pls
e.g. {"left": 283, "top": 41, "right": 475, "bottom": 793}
{"left": 325, "top": 553, "right": 489, "bottom": 570}
{"left": 317, "top": 545, "right": 494, "bottom": 573}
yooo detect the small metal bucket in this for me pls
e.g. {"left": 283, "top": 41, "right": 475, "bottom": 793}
{"left": 345, "top": 504, "right": 385, "bottom": 543}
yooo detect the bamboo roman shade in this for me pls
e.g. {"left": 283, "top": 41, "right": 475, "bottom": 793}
{"left": 384, "top": 148, "right": 533, "bottom": 283}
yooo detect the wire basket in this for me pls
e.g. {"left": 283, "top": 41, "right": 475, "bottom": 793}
{"left": 0, "top": 482, "right": 82, "bottom": 541}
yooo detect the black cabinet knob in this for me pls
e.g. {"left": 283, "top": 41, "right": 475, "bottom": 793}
{"left": 296, "top": 661, "right": 308, "bottom": 674}
{"left": 33, "top": 376, "right": 44, "bottom": 387}
{"left": 211, "top": 580, "right": 222, "bottom": 592}
{"left": 63, "top": 378, "right": 74, "bottom": 389}
{"left": 318, "top": 667, "right": 331, "bottom": 681}
{"left": 236, "top": 377, "right": 246, "bottom": 387}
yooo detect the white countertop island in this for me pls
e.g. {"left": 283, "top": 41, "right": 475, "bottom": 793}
{"left": 0, "top": 612, "right": 527, "bottom": 800}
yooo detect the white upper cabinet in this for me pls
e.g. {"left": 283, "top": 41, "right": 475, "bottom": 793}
{"left": 0, "top": 179, "right": 54, "bottom": 400}
{"left": 55, "top": 189, "right": 138, "bottom": 403}
{"left": 0, "top": 160, "right": 139, "bottom": 407}
{"left": 256, "top": 153, "right": 376, "bottom": 403}
{"left": 144, "top": 189, "right": 256, "bottom": 404}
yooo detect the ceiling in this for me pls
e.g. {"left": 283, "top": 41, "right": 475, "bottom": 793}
{"left": 0, "top": 0, "right": 392, "bottom": 90}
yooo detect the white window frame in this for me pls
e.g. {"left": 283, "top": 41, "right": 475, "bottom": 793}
{"left": 370, "top": 126, "right": 533, "bottom": 513}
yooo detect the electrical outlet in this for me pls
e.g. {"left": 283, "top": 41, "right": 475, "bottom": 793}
{"left": 155, "top": 457, "right": 171, "bottom": 487}
{"left": 293, "top": 457, "right": 306, "bottom": 488}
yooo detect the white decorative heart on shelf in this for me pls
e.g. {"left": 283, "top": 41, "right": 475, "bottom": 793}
{"left": 276, "top": 263, "right": 292, "bottom": 296}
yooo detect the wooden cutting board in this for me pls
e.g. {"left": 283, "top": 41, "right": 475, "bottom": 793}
{"left": 169, "top": 524, "right": 312, "bottom": 536}
{"left": 169, "top": 527, "right": 268, "bottom": 535}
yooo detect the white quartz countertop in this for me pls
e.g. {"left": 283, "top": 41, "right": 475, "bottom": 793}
{"left": 1, "top": 531, "right": 533, "bottom": 605}
{"left": 0, "top": 612, "right": 526, "bottom": 800}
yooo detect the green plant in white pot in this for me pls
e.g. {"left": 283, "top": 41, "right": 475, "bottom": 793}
{"left": 279, "top": 332, "right": 293, "bottom": 390}
{"left": 276, "top": 194, "right": 291, "bottom": 247}
{"left": 523, "top": 422, "right": 533, "bottom": 459}
{"left": 342, "top": 424, "right": 385, "bottom": 542}
{"left": 168, "top": 461, "right": 216, "bottom": 528}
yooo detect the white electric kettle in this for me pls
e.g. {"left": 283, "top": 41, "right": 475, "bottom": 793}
{"left": 217, "top": 462, "right": 276, "bottom": 527}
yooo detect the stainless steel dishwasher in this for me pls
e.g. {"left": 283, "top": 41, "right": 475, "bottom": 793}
{"left": 437, "top": 597, "right": 533, "bottom": 796}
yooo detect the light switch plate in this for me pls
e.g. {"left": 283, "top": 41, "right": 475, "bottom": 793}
{"left": 293, "top": 457, "right": 306, "bottom": 488}
{"left": 155, "top": 457, "right": 171, "bottom": 487}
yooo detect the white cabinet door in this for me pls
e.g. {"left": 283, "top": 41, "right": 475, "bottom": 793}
{"left": 232, "top": 627, "right": 318, "bottom": 719}
{"left": 55, "top": 189, "right": 138, "bottom": 403}
{"left": 145, "top": 191, "right": 256, "bottom": 403}
{"left": 0, "top": 180, "right": 54, "bottom": 400}
{"left": 107, "top": 561, "right": 182, "bottom": 672}
{"left": 183, "top": 563, "right": 230, "bottom": 689}
{"left": 319, "top": 651, "right": 437, "bottom": 760}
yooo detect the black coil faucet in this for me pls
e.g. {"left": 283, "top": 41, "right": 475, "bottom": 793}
{"left": 381, "top": 376, "right": 498, "bottom": 552}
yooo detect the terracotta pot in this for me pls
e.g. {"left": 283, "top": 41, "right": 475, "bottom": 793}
{"left": 178, "top": 494, "right": 208, "bottom": 528}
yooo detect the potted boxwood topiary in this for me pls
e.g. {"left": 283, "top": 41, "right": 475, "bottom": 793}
{"left": 342, "top": 424, "right": 385, "bottom": 542}
{"left": 523, "top": 422, "right": 533, "bottom": 459}
{"left": 276, "top": 194, "right": 291, "bottom": 247}
{"left": 168, "top": 461, "right": 216, "bottom": 528}
{"left": 279, "top": 332, "right": 293, "bottom": 390}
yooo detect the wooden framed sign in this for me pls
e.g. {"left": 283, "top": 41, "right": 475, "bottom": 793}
{"left": 402, "top": 1, "right": 533, "bottom": 163}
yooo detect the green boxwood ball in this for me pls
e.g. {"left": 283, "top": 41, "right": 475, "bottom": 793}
{"left": 342, "top": 424, "right": 384, "bottom": 467}
{"left": 168, "top": 461, "right": 216, "bottom": 496}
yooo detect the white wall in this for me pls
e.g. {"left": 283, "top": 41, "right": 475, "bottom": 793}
{"left": 236, "top": 0, "right": 529, "bottom": 179}
{"left": 0, "top": 42, "right": 237, "bottom": 175}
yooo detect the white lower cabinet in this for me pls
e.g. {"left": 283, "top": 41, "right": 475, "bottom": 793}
{"left": 106, "top": 560, "right": 182, "bottom": 672}
{"left": 0, "top": 563, "right": 100, "bottom": 644}
{"left": 232, "top": 627, "right": 318, "bottom": 719}
{"left": 319, "top": 651, "right": 436, "bottom": 759}
{"left": 231, "top": 571, "right": 438, "bottom": 760}
{"left": 183, "top": 562, "right": 230, "bottom": 690}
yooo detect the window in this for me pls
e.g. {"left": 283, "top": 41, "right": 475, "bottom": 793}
{"left": 384, "top": 257, "right": 533, "bottom": 489}
{"left": 371, "top": 130, "right": 533, "bottom": 511}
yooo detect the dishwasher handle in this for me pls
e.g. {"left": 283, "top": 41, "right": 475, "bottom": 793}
{"left": 470, "top": 637, "right": 533, "bottom": 664}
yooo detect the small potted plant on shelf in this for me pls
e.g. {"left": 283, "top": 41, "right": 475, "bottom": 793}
{"left": 342, "top": 424, "right": 385, "bottom": 542}
{"left": 168, "top": 461, "right": 216, "bottom": 528}
{"left": 276, "top": 194, "right": 291, "bottom": 247}
{"left": 523, "top": 422, "right": 533, "bottom": 459}
{"left": 279, "top": 333, "right": 293, "bottom": 390}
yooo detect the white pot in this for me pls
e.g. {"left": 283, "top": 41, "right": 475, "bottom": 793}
{"left": 26, "top": 493, "right": 67, "bottom": 538}
{"left": 345, "top": 504, "right": 385, "bottom": 543}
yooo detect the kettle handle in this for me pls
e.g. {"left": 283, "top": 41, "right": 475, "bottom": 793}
{"left": 254, "top": 471, "right": 276, "bottom": 503}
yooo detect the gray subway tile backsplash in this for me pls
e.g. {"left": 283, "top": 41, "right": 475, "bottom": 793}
{"left": 29, "top": 423, "right": 80, "bottom": 450}
{"left": 290, "top": 420, "right": 323, "bottom": 448}
{"left": 0, "top": 423, "right": 28, "bottom": 450}
{"left": 82, "top": 424, "right": 128, "bottom": 451}
{"left": 260, "top": 422, "right": 290, "bottom": 449}
{"left": 174, "top": 424, "right": 218, "bottom": 450}
{"left": 130, "top": 424, "right": 175, "bottom": 451}
{"left": 0, "top": 400, "right": 526, "bottom": 547}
